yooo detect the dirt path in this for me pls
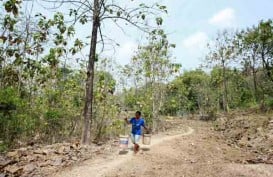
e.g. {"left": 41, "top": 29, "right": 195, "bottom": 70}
{"left": 54, "top": 120, "right": 273, "bottom": 177}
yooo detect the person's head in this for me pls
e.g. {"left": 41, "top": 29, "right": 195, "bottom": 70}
{"left": 135, "top": 111, "right": 141, "bottom": 119}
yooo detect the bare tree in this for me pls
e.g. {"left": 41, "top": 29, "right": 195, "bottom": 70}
{"left": 206, "top": 30, "right": 236, "bottom": 112}
{"left": 33, "top": 0, "right": 166, "bottom": 144}
{"left": 237, "top": 28, "right": 260, "bottom": 101}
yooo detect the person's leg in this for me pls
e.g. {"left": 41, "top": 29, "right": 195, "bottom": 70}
{"left": 131, "top": 134, "right": 137, "bottom": 153}
{"left": 134, "top": 135, "right": 141, "bottom": 153}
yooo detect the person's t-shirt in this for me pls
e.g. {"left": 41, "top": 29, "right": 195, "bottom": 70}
{"left": 130, "top": 117, "right": 145, "bottom": 135}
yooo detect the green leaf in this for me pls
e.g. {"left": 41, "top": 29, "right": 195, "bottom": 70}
{"left": 141, "top": 14, "right": 145, "bottom": 20}
{"left": 0, "top": 36, "right": 7, "bottom": 43}
{"left": 156, "top": 17, "right": 163, "bottom": 25}
{"left": 80, "top": 15, "right": 88, "bottom": 24}
{"left": 170, "top": 44, "right": 176, "bottom": 48}
{"left": 4, "top": 0, "right": 20, "bottom": 16}
{"left": 139, "top": 3, "right": 145, "bottom": 7}
{"left": 67, "top": 26, "right": 75, "bottom": 37}
{"left": 59, "top": 26, "right": 66, "bottom": 34}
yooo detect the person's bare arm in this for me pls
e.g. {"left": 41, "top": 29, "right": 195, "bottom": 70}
{"left": 124, "top": 118, "right": 130, "bottom": 124}
{"left": 143, "top": 125, "right": 148, "bottom": 130}
{"left": 143, "top": 125, "right": 150, "bottom": 133}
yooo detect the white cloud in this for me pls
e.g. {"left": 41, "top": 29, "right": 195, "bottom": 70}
{"left": 182, "top": 32, "right": 208, "bottom": 50}
{"left": 116, "top": 41, "right": 138, "bottom": 65}
{"left": 209, "top": 8, "right": 236, "bottom": 27}
{"left": 178, "top": 32, "right": 209, "bottom": 69}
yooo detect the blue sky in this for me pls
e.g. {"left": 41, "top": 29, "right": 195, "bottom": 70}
{"left": 100, "top": 0, "right": 273, "bottom": 70}
{"left": 161, "top": 0, "right": 273, "bottom": 70}
{"left": 23, "top": 0, "right": 273, "bottom": 70}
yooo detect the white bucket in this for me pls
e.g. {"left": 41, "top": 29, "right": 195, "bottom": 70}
{"left": 142, "top": 134, "right": 151, "bottom": 145}
{"left": 119, "top": 135, "right": 129, "bottom": 149}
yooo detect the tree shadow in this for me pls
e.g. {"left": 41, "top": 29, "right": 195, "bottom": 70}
{"left": 141, "top": 147, "right": 150, "bottom": 151}
{"left": 119, "top": 150, "right": 129, "bottom": 155}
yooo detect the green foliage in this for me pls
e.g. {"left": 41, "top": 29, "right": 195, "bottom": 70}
{"left": 0, "top": 87, "right": 26, "bottom": 147}
{"left": 0, "top": 1, "right": 90, "bottom": 147}
{"left": 264, "top": 98, "right": 273, "bottom": 109}
{"left": 163, "top": 70, "right": 212, "bottom": 116}
{"left": 121, "top": 28, "right": 180, "bottom": 130}
{"left": 1, "top": 0, "right": 173, "bottom": 147}
{"left": 4, "top": 0, "right": 21, "bottom": 16}
{"left": 1, "top": 0, "right": 273, "bottom": 150}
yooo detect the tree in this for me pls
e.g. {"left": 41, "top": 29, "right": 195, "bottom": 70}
{"left": 36, "top": 0, "right": 168, "bottom": 144}
{"left": 206, "top": 30, "right": 236, "bottom": 112}
{"left": 164, "top": 70, "right": 212, "bottom": 117}
{"left": 122, "top": 28, "right": 180, "bottom": 130}
{"left": 0, "top": 0, "right": 88, "bottom": 147}
{"left": 237, "top": 20, "right": 273, "bottom": 105}
{"left": 92, "top": 58, "right": 118, "bottom": 142}
{"left": 237, "top": 28, "right": 260, "bottom": 101}
{"left": 257, "top": 20, "right": 273, "bottom": 82}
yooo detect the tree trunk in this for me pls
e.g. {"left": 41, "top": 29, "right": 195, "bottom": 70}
{"left": 222, "top": 59, "right": 229, "bottom": 112}
{"left": 261, "top": 44, "right": 273, "bottom": 82}
{"left": 251, "top": 54, "right": 258, "bottom": 101}
{"left": 82, "top": 0, "right": 100, "bottom": 145}
{"left": 152, "top": 87, "right": 157, "bottom": 131}
{"left": 151, "top": 51, "right": 158, "bottom": 132}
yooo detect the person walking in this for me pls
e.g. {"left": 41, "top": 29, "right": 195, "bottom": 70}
{"left": 124, "top": 111, "right": 149, "bottom": 153}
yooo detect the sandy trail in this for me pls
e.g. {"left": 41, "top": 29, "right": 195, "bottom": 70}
{"left": 54, "top": 125, "right": 193, "bottom": 177}
{"left": 54, "top": 120, "right": 272, "bottom": 177}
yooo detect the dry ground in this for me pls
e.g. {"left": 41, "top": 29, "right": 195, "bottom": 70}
{"left": 55, "top": 120, "right": 273, "bottom": 177}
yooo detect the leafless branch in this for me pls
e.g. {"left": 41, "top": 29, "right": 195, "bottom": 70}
{"left": 98, "top": 24, "right": 104, "bottom": 54}
{"left": 102, "top": 16, "right": 149, "bottom": 33}
{"left": 24, "top": 0, "right": 93, "bottom": 12}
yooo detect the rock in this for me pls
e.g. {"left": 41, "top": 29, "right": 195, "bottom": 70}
{"left": 246, "top": 158, "right": 264, "bottom": 164}
{"left": 238, "top": 138, "right": 248, "bottom": 147}
{"left": 71, "top": 156, "right": 78, "bottom": 161}
{"left": 34, "top": 149, "right": 46, "bottom": 155}
{"left": 268, "top": 134, "right": 273, "bottom": 142}
{"left": 0, "top": 173, "right": 6, "bottom": 177}
{"left": 243, "top": 125, "right": 250, "bottom": 129}
{"left": 0, "top": 159, "right": 16, "bottom": 170}
{"left": 18, "top": 148, "right": 28, "bottom": 156}
{"left": 56, "top": 146, "right": 70, "bottom": 154}
{"left": 51, "top": 157, "right": 63, "bottom": 166}
{"left": 5, "top": 165, "right": 23, "bottom": 175}
{"left": 70, "top": 142, "right": 80, "bottom": 150}
{"left": 256, "top": 127, "right": 265, "bottom": 136}
{"left": 43, "top": 149, "right": 54, "bottom": 155}
{"left": 23, "top": 163, "right": 36, "bottom": 173}
{"left": 34, "top": 154, "right": 46, "bottom": 162}
{"left": 190, "top": 159, "right": 197, "bottom": 163}
{"left": 39, "top": 161, "right": 50, "bottom": 167}
{"left": 7, "top": 151, "right": 19, "bottom": 158}
{"left": 27, "top": 155, "right": 36, "bottom": 162}
{"left": 247, "top": 144, "right": 253, "bottom": 148}
{"left": 26, "top": 141, "right": 35, "bottom": 146}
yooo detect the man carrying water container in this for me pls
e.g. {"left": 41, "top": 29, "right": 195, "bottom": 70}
{"left": 125, "top": 111, "right": 149, "bottom": 153}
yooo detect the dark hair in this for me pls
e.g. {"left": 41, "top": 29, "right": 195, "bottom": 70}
{"left": 136, "top": 111, "right": 141, "bottom": 115}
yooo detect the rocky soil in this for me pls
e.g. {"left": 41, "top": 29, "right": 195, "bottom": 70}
{"left": 0, "top": 141, "right": 118, "bottom": 177}
{"left": 1, "top": 114, "right": 272, "bottom": 177}
{"left": 214, "top": 112, "right": 273, "bottom": 164}
{"left": 0, "top": 117, "right": 184, "bottom": 177}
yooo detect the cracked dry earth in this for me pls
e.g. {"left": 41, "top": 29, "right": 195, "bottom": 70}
{"left": 55, "top": 120, "right": 273, "bottom": 177}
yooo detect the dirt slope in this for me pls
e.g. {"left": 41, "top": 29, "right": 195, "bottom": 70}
{"left": 55, "top": 120, "right": 273, "bottom": 177}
